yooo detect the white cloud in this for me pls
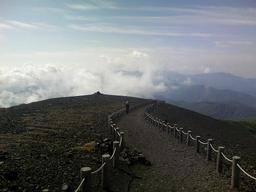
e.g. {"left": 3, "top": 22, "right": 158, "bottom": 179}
{"left": 69, "top": 24, "right": 213, "bottom": 37}
{"left": 66, "top": 0, "right": 118, "bottom": 10}
{"left": 131, "top": 50, "right": 148, "bottom": 58}
{"left": 203, "top": 67, "right": 211, "bottom": 74}
{"left": 66, "top": 4, "right": 98, "bottom": 10}
{"left": 7, "top": 20, "right": 39, "bottom": 29}
{"left": 0, "top": 64, "right": 102, "bottom": 107}
{"left": 0, "top": 48, "right": 168, "bottom": 107}
{"left": 0, "top": 23, "right": 14, "bottom": 30}
{"left": 215, "top": 41, "right": 253, "bottom": 48}
{"left": 0, "top": 19, "right": 59, "bottom": 31}
{"left": 1, "top": 45, "right": 256, "bottom": 107}
{"left": 66, "top": 6, "right": 256, "bottom": 27}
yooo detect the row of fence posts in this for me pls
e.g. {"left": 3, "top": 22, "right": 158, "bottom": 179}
{"left": 76, "top": 116, "right": 124, "bottom": 192}
{"left": 144, "top": 103, "right": 248, "bottom": 190}
{"left": 75, "top": 101, "right": 152, "bottom": 192}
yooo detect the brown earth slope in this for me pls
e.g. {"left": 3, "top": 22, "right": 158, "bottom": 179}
{"left": 0, "top": 93, "right": 147, "bottom": 191}
{"left": 152, "top": 102, "right": 256, "bottom": 191}
{"left": 118, "top": 106, "right": 232, "bottom": 192}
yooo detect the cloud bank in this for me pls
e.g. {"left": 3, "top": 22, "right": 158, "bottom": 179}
{"left": 1, "top": 45, "right": 256, "bottom": 108}
{"left": 0, "top": 49, "right": 167, "bottom": 107}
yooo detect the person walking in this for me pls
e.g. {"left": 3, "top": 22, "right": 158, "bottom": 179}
{"left": 125, "top": 100, "right": 130, "bottom": 114}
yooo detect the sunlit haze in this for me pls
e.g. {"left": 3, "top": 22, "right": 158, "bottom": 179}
{"left": 0, "top": 0, "right": 256, "bottom": 107}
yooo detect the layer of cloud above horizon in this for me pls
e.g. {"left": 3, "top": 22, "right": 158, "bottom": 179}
{"left": 0, "top": 0, "right": 256, "bottom": 107}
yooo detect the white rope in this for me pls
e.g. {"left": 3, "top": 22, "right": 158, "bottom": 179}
{"left": 91, "top": 162, "right": 106, "bottom": 174}
{"left": 75, "top": 178, "right": 85, "bottom": 192}
{"left": 182, "top": 130, "right": 188, "bottom": 135}
{"left": 110, "top": 148, "right": 116, "bottom": 160}
{"left": 237, "top": 164, "right": 256, "bottom": 181}
{"left": 119, "top": 136, "right": 123, "bottom": 147}
{"left": 221, "top": 152, "right": 232, "bottom": 163}
{"left": 189, "top": 134, "right": 196, "bottom": 141}
{"left": 199, "top": 140, "right": 207, "bottom": 145}
{"left": 210, "top": 144, "right": 218, "bottom": 153}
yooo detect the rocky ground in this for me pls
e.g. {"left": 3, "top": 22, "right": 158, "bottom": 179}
{"left": 118, "top": 105, "right": 256, "bottom": 192}
{"left": 1, "top": 95, "right": 255, "bottom": 192}
{"left": 0, "top": 93, "right": 147, "bottom": 191}
{"left": 151, "top": 102, "right": 256, "bottom": 191}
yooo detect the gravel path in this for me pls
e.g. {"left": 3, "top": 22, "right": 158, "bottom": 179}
{"left": 118, "top": 106, "right": 232, "bottom": 192}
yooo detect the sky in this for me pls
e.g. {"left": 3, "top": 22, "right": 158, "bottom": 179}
{"left": 0, "top": 0, "right": 256, "bottom": 107}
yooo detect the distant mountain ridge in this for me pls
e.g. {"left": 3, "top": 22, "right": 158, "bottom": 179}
{"left": 191, "top": 72, "right": 256, "bottom": 97}
{"left": 163, "top": 85, "right": 256, "bottom": 108}
{"left": 155, "top": 72, "right": 256, "bottom": 120}
{"left": 170, "top": 101, "right": 256, "bottom": 120}
{"left": 161, "top": 72, "right": 256, "bottom": 97}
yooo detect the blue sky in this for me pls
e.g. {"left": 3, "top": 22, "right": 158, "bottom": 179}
{"left": 0, "top": 0, "right": 256, "bottom": 106}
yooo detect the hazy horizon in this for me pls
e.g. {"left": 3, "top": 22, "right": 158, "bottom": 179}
{"left": 1, "top": 0, "right": 256, "bottom": 107}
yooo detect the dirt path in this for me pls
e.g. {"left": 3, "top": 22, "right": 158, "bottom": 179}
{"left": 117, "top": 106, "right": 232, "bottom": 192}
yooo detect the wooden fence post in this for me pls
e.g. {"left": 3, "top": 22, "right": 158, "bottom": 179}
{"left": 108, "top": 116, "right": 111, "bottom": 135}
{"left": 216, "top": 146, "right": 225, "bottom": 173}
{"left": 187, "top": 130, "right": 191, "bottom": 146}
{"left": 112, "top": 141, "right": 120, "bottom": 168}
{"left": 206, "top": 139, "right": 213, "bottom": 161}
{"left": 120, "top": 132, "right": 125, "bottom": 150}
{"left": 159, "top": 120, "right": 162, "bottom": 131}
{"left": 102, "top": 154, "right": 111, "bottom": 190}
{"left": 196, "top": 136, "right": 200, "bottom": 153}
{"left": 231, "top": 156, "right": 241, "bottom": 189}
{"left": 180, "top": 128, "right": 183, "bottom": 143}
{"left": 115, "top": 128, "right": 120, "bottom": 140}
{"left": 80, "top": 167, "right": 92, "bottom": 192}
{"left": 110, "top": 122, "right": 113, "bottom": 135}
{"left": 167, "top": 123, "right": 170, "bottom": 134}
{"left": 112, "top": 124, "right": 116, "bottom": 139}
{"left": 174, "top": 126, "right": 177, "bottom": 138}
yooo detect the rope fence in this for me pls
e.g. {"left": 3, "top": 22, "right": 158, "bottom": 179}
{"left": 91, "top": 163, "right": 106, "bottom": 175}
{"left": 74, "top": 101, "right": 152, "bottom": 192}
{"left": 144, "top": 103, "right": 256, "bottom": 190}
{"left": 189, "top": 134, "right": 197, "bottom": 141}
{"left": 75, "top": 178, "right": 85, "bottom": 192}
{"left": 237, "top": 164, "right": 256, "bottom": 180}
{"left": 210, "top": 143, "right": 218, "bottom": 153}
{"left": 221, "top": 152, "right": 232, "bottom": 163}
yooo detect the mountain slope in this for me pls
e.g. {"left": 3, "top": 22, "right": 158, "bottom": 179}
{"left": 153, "top": 102, "right": 256, "bottom": 191}
{"left": 191, "top": 72, "right": 256, "bottom": 97}
{"left": 0, "top": 93, "right": 148, "bottom": 191}
{"left": 159, "top": 71, "right": 256, "bottom": 97}
{"left": 153, "top": 102, "right": 256, "bottom": 164}
{"left": 163, "top": 85, "right": 256, "bottom": 108}
{"left": 171, "top": 101, "right": 256, "bottom": 120}
{"left": 155, "top": 83, "right": 256, "bottom": 119}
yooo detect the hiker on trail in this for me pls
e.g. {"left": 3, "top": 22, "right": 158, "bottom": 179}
{"left": 125, "top": 100, "right": 130, "bottom": 114}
